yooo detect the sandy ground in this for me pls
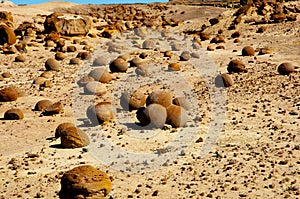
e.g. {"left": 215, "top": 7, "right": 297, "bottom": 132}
{"left": 0, "top": 1, "right": 299, "bottom": 199}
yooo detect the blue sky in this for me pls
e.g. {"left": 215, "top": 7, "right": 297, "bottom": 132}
{"left": 11, "top": 0, "right": 167, "bottom": 5}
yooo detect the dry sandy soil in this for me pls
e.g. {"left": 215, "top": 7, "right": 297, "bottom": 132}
{"left": 0, "top": 1, "right": 299, "bottom": 199}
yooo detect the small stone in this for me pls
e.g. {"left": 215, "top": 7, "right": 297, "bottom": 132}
{"left": 77, "top": 51, "right": 91, "bottom": 60}
{"left": 146, "top": 90, "right": 172, "bottom": 108}
{"left": 135, "top": 65, "right": 149, "bottom": 76}
{"left": 0, "top": 87, "right": 18, "bottom": 102}
{"left": 87, "top": 102, "right": 114, "bottom": 125}
{"left": 207, "top": 45, "right": 214, "bottom": 51}
{"left": 45, "top": 58, "right": 60, "bottom": 71}
{"left": 55, "top": 122, "right": 76, "bottom": 138}
{"left": 2, "top": 72, "right": 11, "bottom": 78}
{"left": 199, "top": 32, "right": 210, "bottom": 41}
{"left": 14, "top": 55, "right": 26, "bottom": 62}
{"left": 67, "top": 45, "right": 77, "bottom": 52}
{"left": 34, "top": 99, "right": 53, "bottom": 111}
{"left": 129, "top": 90, "right": 147, "bottom": 110}
{"left": 136, "top": 104, "right": 167, "bottom": 128}
{"left": 173, "top": 97, "right": 191, "bottom": 110}
{"left": 130, "top": 57, "right": 145, "bottom": 67}
{"left": 60, "top": 127, "right": 90, "bottom": 148}
{"left": 180, "top": 51, "right": 191, "bottom": 61}
{"left": 109, "top": 58, "right": 128, "bottom": 73}
{"left": 242, "top": 46, "right": 255, "bottom": 56}
{"left": 84, "top": 81, "right": 107, "bottom": 96}
{"left": 4, "top": 108, "right": 24, "bottom": 120}
{"left": 227, "top": 60, "right": 247, "bottom": 73}
{"left": 231, "top": 31, "right": 241, "bottom": 38}
{"left": 191, "top": 52, "right": 200, "bottom": 58}
{"left": 88, "top": 68, "right": 112, "bottom": 83}
{"left": 69, "top": 58, "right": 81, "bottom": 65}
{"left": 33, "top": 77, "right": 46, "bottom": 85}
{"left": 210, "top": 35, "right": 225, "bottom": 44}
{"left": 142, "top": 39, "right": 155, "bottom": 49}
{"left": 77, "top": 75, "right": 94, "bottom": 87}
{"left": 55, "top": 52, "right": 66, "bottom": 60}
{"left": 166, "top": 104, "right": 188, "bottom": 127}
{"left": 257, "top": 26, "right": 267, "bottom": 33}
{"left": 43, "top": 102, "right": 63, "bottom": 115}
{"left": 168, "top": 63, "right": 181, "bottom": 71}
{"left": 92, "top": 56, "right": 110, "bottom": 66}
{"left": 277, "top": 62, "right": 295, "bottom": 75}
{"left": 215, "top": 73, "right": 234, "bottom": 87}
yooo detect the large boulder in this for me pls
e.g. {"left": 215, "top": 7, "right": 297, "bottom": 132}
{"left": 44, "top": 12, "right": 92, "bottom": 36}
{"left": 0, "top": 24, "right": 16, "bottom": 45}
{"left": 59, "top": 165, "right": 112, "bottom": 199}
{"left": 60, "top": 127, "right": 90, "bottom": 148}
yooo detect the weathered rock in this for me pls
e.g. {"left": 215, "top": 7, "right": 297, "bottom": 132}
{"left": 0, "top": 87, "right": 18, "bottom": 102}
{"left": 130, "top": 57, "right": 145, "bottom": 67}
{"left": 44, "top": 12, "right": 92, "bottom": 36}
{"left": 242, "top": 46, "right": 255, "bottom": 56}
{"left": 67, "top": 45, "right": 77, "bottom": 52}
{"left": 0, "top": 25, "right": 16, "bottom": 45}
{"left": 93, "top": 56, "right": 110, "bottom": 66}
{"left": 215, "top": 73, "right": 234, "bottom": 87}
{"left": 69, "top": 58, "right": 81, "bottom": 65}
{"left": 277, "top": 62, "right": 295, "bottom": 75}
{"left": 168, "top": 63, "right": 181, "bottom": 71}
{"left": 2, "top": 72, "right": 11, "bottom": 78}
{"left": 45, "top": 58, "right": 60, "bottom": 71}
{"left": 55, "top": 52, "right": 66, "bottom": 60}
{"left": 166, "top": 104, "right": 188, "bottom": 128}
{"left": 14, "top": 55, "right": 26, "bottom": 62}
{"left": 60, "top": 127, "right": 90, "bottom": 148}
{"left": 210, "top": 35, "right": 225, "bottom": 44}
{"left": 146, "top": 90, "right": 172, "bottom": 108}
{"left": 173, "top": 97, "right": 191, "bottom": 110}
{"left": 77, "top": 75, "right": 94, "bottom": 87}
{"left": 87, "top": 102, "right": 114, "bottom": 125}
{"left": 43, "top": 102, "right": 63, "bottom": 115}
{"left": 59, "top": 165, "right": 112, "bottom": 199}
{"left": 0, "top": 11, "right": 14, "bottom": 27}
{"left": 135, "top": 65, "right": 149, "bottom": 76}
{"left": 129, "top": 90, "right": 147, "bottom": 110}
{"left": 136, "top": 104, "right": 167, "bottom": 128}
{"left": 180, "top": 51, "right": 191, "bottom": 61}
{"left": 231, "top": 31, "right": 241, "bottom": 38}
{"left": 34, "top": 100, "right": 53, "bottom": 111}
{"left": 55, "top": 122, "right": 76, "bottom": 138}
{"left": 227, "top": 60, "right": 247, "bottom": 73}
{"left": 199, "top": 32, "right": 210, "bottom": 41}
{"left": 88, "top": 68, "right": 112, "bottom": 83}
{"left": 109, "top": 58, "right": 128, "bottom": 73}
{"left": 142, "top": 39, "right": 156, "bottom": 49}
{"left": 4, "top": 108, "right": 24, "bottom": 120}
{"left": 77, "top": 51, "right": 91, "bottom": 60}
{"left": 84, "top": 81, "right": 107, "bottom": 96}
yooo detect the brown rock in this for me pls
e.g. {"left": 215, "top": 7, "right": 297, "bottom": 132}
{"left": 142, "top": 39, "right": 156, "bottom": 49}
{"left": 2, "top": 72, "right": 11, "bottom": 78}
{"left": 60, "top": 127, "right": 90, "bottom": 148}
{"left": 67, "top": 45, "right": 77, "bottom": 52}
{"left": 166, "top": 104, "right": 188, "bottom": 128}
{"left": 180, "top": 51, "right": 191, "bottom": 61}
{"left": 77, "top": 51, "right": 91, "bottom": 60}
{"left": 45, "top": 58, "right": 60, "bottom": 71}
{"left": 0, "top": 87, "right": 18, "bottom": 102}
{"left": 87, "top": 102, "right": 114, "bottom": 125}
{"left": 210, "top": 35, "right": 225, "bottom": 44}
{"left": 130, "top": 57, "right": 145, "bottom": 67}
{"left": 59, "top": 165, "right": 112, "bottom": 198}
{"left": 93, "top": 56, "right": 110, "bottom": 66}
{"left": 34, "top": 100, "right": 53, "bottom": 111}
{"left": 231, "top": 31, "right": 241, "bottom": 38}
{"left": 44, "top": 13, "right": 92, "bottom": 36}
{"left": 55, "top": 52, "right": 66, "bottom": 60}
{"left": 136, "top": 104, "right": 167, "bottom": 128}
{"left": 257, "top": 26, "right": 267, "bottom": 33}
{"left": 55, "top": 122, "right": 76, "bottom": 138}
{"left": 146, "top": 90, "right": 172, "bottom": 108}
{"left": 84, "top": 81, "right": 107, "bottom": 96}
{"left": 0, "top": 11, "right": 14, "bottom": 27}
{"left": 173, "top": 97, "right": 191, "bottom": 110}
{"left": 109, "top": 58, "right": 128, "bottom": 73}
{"left": 277, "top": 62, "right": 295, "bottom": 75}
{"left": 69, "top": 58, "right": 81, "bottom": 65}
{"left": 43, "top": 102, "right": 63, "bottom": 115}
{"left": 0, "top": 24, "right": 16, "bottom": 45}
{"left": 129, "top": 90, "right": 147, "bottom": 110}
{"left": 228, "top": 60, "right": 247, "bottom": 73}
{"left": 242, "top": 46, "right": 255, "bottom": 56}
{"left": 199, "top": 32, "right": 210, "bottom": 41}
{"left": 14, "top": 55, "right": 26, "bottom": 62}
{"left": 168, "top": 63, "right": 181, "bottom": 71}
{"left": 88, "top": 68, "right": 112, "bottom": 83}
{"left": 4, "top": 108, "right": 24, "bottom": 120}
{"left": 215, "top": 73, "right": 234, "bottom": 87}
